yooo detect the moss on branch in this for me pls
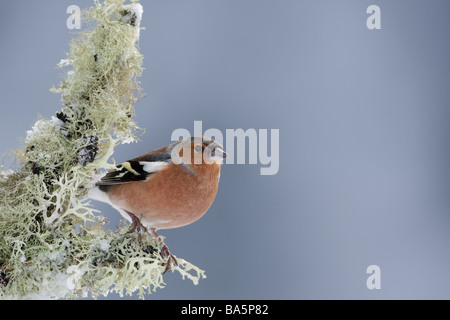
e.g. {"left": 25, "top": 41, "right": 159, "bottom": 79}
{"left": 0, "top": 0, "right": 205, "bottom": 300}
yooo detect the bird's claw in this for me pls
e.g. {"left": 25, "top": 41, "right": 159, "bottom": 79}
{"left": 126, "top": 211, "right": 148, "bottom": 243}
{"left": 161, "top": 244, "right": 178, "bottom": 273}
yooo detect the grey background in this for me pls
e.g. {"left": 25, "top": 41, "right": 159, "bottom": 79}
{"left": 1, "top": 0, "right": 450, "bottom": 299}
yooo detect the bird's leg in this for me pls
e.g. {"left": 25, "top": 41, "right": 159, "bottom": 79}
{"left": 150, "top": 228, "right": 178, "bottom": 273}
{"left": 124, "top": 213, "right": 177, "bottom": 272}
{"left": 125, "top": 210, "right": 147, "bottom": 242}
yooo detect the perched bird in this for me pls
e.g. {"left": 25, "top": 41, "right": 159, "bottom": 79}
{"left": 89, "top": 136, "right": 227, "bottom": 271}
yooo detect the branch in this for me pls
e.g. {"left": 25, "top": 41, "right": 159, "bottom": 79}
{"left": 0, "top": 0, "right": 205, "bottom": 300}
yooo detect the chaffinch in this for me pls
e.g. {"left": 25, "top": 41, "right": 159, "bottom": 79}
{"left": 89, "top": 136, "right": 227, "bottom": 271}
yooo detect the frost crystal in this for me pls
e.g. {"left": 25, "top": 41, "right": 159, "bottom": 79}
{"left": 91, "top": 239, "right": 110, "bottom": 252}
{"left": 0, "top": 167, "right": 14, "bottom": 182}
{"left": 25, "top": 119, "right": 57, "bottom": 143}
{"left": 58, "top": 59, "right": 73, "bottom": 68}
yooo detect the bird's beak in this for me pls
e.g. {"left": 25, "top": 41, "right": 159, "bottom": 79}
{"left": 211, "top": 147, "right": 228, "bottom": 159}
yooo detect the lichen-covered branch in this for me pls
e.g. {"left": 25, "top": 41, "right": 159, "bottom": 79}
{"left": 0, "top": 0, "right": 205, "bottom": 300}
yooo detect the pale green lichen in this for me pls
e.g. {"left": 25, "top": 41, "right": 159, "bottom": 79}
{"left": 0, "top": 0, "right": 205, "bottom": 300}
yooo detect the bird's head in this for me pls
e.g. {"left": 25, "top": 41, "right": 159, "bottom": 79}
{"left": 169, "top": 136, "right": 227, "bottom": 168}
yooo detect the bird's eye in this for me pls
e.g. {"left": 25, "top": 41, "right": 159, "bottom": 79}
{"left": 194, "top": 145, "right": 202, "bottom": 153}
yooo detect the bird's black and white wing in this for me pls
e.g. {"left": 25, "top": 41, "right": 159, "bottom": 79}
{"left": 96, "top": 148, "right": 171, "bottom": 188}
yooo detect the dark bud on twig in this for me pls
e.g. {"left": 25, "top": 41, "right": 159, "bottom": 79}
{"left": 55, "top": 112, "right": 69, "bottom": 124}
{"left": 120, "top": 10, "right": 138, "bottom": 26}
{"left": 0, "top": 269, "right": 9, "bottom": 288}
{"left": 130, "top": 14, "right": 136, "bottom": 26}
{"left": 75, "top": 136, "right": 99, "bottom": 166}
{"left": 26, "top": 145, "right": 36, "bottom": 153}
{"left": 31, "top": 163, "right": 44, "bottom": 175}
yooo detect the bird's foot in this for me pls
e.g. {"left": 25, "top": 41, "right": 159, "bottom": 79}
{"left": 125, "top": 210, "right": 147, "bottom": 243}
{"left": 150, "top": 228, "right": 178, "bottom": 273}
{"left": 160, "top": 243, "right": 178, "bottom": 273}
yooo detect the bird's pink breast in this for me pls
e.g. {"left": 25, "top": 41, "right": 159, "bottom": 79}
{"left": 108, "top": 163, "right": 221, "bottom": 229}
